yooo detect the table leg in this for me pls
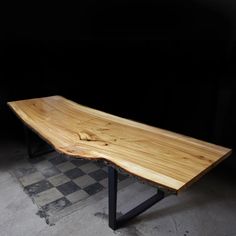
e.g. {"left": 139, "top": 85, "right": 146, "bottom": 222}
{"left": 108, "top": 166, "right": 166, "bottom": 230}
{"left": 23, "top": 125, "right": 54, "bottom": 159}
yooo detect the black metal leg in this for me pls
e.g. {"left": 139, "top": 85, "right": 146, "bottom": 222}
{"left": 108, "top": 166, "right": 165, "bottom": 230}
{"left": 23, "top": 125, "right": 54, "bottom": 159}
{"left": 108, "top": 166, "right": 118, "bottom": 230}
{"left": 24, "top": 125, "right": 34, "bottom": 158}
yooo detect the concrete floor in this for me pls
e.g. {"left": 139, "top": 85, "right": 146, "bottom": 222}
{"left": 0, "top": 139, "right": 236, "bottom": 236}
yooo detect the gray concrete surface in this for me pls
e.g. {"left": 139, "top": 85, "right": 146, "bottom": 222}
{"left": 0, "top": 139, "right": 236, "bottom": 236}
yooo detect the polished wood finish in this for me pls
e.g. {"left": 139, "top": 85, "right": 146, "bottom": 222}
{"left": 8, "top": 96, "right": 232, "bottom": 193}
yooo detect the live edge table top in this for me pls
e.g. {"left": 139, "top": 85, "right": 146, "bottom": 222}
{"left": 8, "top": 96, "right": 232, "bottom": 193}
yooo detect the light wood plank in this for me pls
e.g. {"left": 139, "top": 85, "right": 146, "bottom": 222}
{"left": 7, "top": 95, "right": 232, "bottom": 193}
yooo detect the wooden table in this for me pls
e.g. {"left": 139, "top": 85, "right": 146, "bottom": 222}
{"left": 8, "top": 95, "right": 232, "bottom": 230}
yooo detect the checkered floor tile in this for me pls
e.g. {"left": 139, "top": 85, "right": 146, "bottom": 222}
{"left": 12, "top": 151, "right": 130, "bottom": 223}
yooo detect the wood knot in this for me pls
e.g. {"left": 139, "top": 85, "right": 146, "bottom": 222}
{"left": 77, "top": 131, "right": 97, "bottom": 141}
{"left": 76, "top": 131, "right": 107, "bottom": 147}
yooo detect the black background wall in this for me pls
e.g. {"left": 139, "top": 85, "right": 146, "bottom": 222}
{"left": 1, "top": 1, "right": 236, "bottom": 167}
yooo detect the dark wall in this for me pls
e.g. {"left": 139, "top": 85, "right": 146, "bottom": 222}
{"left": 1, "top": 0, "right": 236, "bottom": 167}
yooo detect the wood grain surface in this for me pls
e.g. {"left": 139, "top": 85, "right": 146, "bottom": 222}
{"left": 8, "top": 96, "right": 232, "bottom": 193}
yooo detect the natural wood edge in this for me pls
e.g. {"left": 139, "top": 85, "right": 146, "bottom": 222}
{"left": 7, "top": 96, "right": 233, "bottom": 195}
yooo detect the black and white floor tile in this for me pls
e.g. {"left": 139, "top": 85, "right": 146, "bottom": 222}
{"left": 11, "top": 152, "right": 130, "bottom": 224}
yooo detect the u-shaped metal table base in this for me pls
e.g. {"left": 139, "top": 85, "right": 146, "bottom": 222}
{"left": 108, "top": 166, "right": 165, "bottom": 230}
{"left": 24, "top": 125, "right": 54, "bottom": 159}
